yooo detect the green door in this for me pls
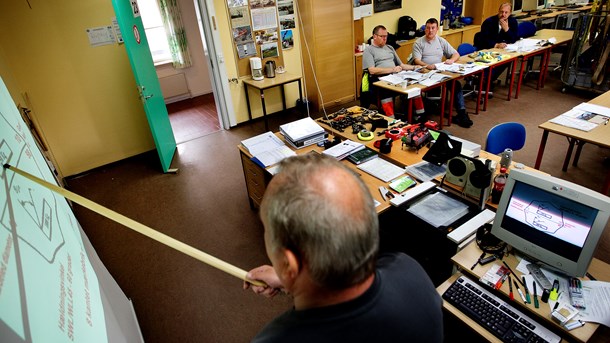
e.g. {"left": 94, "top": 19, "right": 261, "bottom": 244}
{"left": 112, "top": 0, "right": 176, "bottom": 173}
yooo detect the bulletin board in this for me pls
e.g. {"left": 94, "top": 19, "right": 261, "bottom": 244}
{"left": 227, "top": 0, "right": 295, "bottom": 77}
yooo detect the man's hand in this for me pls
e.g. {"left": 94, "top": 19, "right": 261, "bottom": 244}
{"left": 243, "top": 265, "right": 284, "bottom": 298}
{"left": 427, "top": 64, "right": 437, "bottom": 69}
{"left": 499, "top": 18, "right": 509, "bottom": 32}
{"left": 494, "top": 42, "right": 508, "bottom": 49}
{"left": 393, "top": 65, "right": 402, "bottom": 73}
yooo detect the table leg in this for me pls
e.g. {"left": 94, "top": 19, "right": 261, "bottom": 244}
{"left": 515, "top": 57, "right": 526, "bottom": 99}
{"left": 244, "top": 84, "right": 253, "bottom": 122}
{"left": 260, "top": 89, "right": 268, "bottom": 132}
{"left": 541, "top": 49, "right": 551, "bottom": 89}
{"left": 562, "top": 137, "right": 577, "bottom": 172}
{"left": 440, "top": 84, "right": 446, "bottom": 128}
{"left": 534, "top": 130, "right": 549, "bottom": 169}
{"left": 573, "top": 141, "right": 586, "bottom": 167}
{"left": 407, "top": 98, "right": 413, "bottom": 123}
{"left": 475, "top": 72, "right": 483, "bottom": 114}
{"left": 537, "top": 52, "right": 545, "bottom": 90}
{"left": 484, "top": 67, "right": 492, "bottom": 111}
{"left": 603, "top": 172, "right": 610, "bottom": 195}
{"left": 508, "top": 60, "right": 516, "bottom": 101}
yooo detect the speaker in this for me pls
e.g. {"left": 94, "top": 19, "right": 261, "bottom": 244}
{"left": 445, "top": 156, "right": 476, "bottom": 187}
{"left": 464, "top": 159, "right": 494, "bottom": 200}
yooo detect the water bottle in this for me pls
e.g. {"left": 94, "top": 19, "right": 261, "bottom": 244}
{"left": 500, "top": 148, "right": 513, "bottom": 169}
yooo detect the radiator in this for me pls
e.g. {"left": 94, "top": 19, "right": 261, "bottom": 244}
{"left": 159, "top": 73, "right": 190, "bottom": 102}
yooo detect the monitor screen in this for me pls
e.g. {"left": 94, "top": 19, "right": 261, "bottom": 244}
{"left": 513, "top": 0, "right": 523, "bottom": 13}
{"left": 523, "top": 0, "right": 540, "bottom": 11}
{"left": 491, "top": 169, "right": 610, "bottom": 277}
{"left": 538, "top": 0, "right": 546, "bottom": 8}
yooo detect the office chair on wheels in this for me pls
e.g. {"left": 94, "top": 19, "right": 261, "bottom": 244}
{"left": 485, "top": 122, "right": 526, "bottom": 155}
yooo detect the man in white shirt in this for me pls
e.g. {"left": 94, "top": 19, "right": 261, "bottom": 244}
{"left": 412, "top": 18, "right": 472, "bottom": 128}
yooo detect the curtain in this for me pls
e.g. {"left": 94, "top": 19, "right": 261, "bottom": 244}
{"left": 158, "top": 0, "right": 192, "bottom": 68}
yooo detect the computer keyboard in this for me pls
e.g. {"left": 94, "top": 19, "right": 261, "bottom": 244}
{"left": 443, "top": 276, "right": 561, "bottom": 343}
{"left": 537, "top": 10, "right": 553, "bottom": 15}
{"left": 514, "top": 14, "right": 531, "bottom": 19}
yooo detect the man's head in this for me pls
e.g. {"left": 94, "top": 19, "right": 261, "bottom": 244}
{"left": 372, "top": 25, "right": 388, "bottom": 47}
{"left": 498, "top": 2, "right": 512, "bottom": 20}
{"left": 260, "top": 153, "right": 379, "bottom": 292}
{"left": 425, "top": 18, "right": 439, "bottom": 40}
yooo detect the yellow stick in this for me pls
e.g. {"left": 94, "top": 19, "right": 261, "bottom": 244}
{"left": 4, "top": 164, "right": 265, "bottom": 287}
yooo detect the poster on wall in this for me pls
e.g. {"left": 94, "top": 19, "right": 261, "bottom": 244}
{"left": 233, "top": 26, "right": 253, "bottom": 44}
{"left": 373, "top": 0, "right": 401, "bottom": 13}
{"left": 227, "top": 0, "right": 247, "bottom": 7}
{"left": 237, "top": 42, "right": 257, "bottom": 58}
{"left": 354, "top": 0, "right": 373, "bottom": 20}
{"left": 251, "top": 7, "right": 278, "bottom": 30}
{"left": 261, "top": 42, "right": 279, "bottom": 58}
{"left": 230, "top": 6, "right": 251, "bottom": 28}
{"left": 278, "top": 0, "right": 294, "bottom": 16}
{"left": 280, "top": 16, "right": 295, "bottom": 30}
{"left": 281, "top": 29, "right": 293, "bottom": 50}
{"left": 255, "top": 28, "right": 278, "bottom": 45}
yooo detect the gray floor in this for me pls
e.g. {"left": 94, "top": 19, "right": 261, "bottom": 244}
{"left": 65, "top": 71, "right": 610, "bottom": 342}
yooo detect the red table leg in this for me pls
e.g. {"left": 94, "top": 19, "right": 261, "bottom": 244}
{"left": 534, "top": 130, "right": 549, "bottom": 169}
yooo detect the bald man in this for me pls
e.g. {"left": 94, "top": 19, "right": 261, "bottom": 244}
{"left": 244, "top": 153, "right": 443, "bottom": 342}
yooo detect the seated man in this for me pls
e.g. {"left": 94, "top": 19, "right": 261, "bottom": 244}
{"left": 244, "top": 153, "right": 443, "bottom": 343}
{"left": 474, "top": 2, "right": 519, "bottom": 86}
{"left": 362, "top": 25, "right": 426, "bottom": 121}
{"left": 412, "top": 18, "right": 473, "bottom": 128}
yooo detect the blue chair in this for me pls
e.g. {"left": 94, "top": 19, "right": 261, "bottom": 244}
{"left": 457, "top": 43, "right": 476, "bottom": 56}
{"left": 518, "top": 21, "right": 537, "bottom": 39}
{"left": 485, "top": 122, "right": 526, "bottom": 155}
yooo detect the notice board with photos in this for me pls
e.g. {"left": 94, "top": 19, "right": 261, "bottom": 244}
{"left": 227, "top": 0, "right": 296, "bottom": 77}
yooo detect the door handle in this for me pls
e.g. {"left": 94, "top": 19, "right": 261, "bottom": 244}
{"left": 137, "top": 85, "right": 154, "bottom": 100}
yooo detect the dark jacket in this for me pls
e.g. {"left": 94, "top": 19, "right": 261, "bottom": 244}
{"left": 475, "top": 15, "right": 519, "bottom": 49}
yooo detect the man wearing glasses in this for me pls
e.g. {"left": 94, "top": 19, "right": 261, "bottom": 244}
{"left": 363, "top": 25, "right": 426, "bottom": 121}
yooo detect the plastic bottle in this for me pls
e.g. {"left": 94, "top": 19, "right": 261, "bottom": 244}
{"left": 491, "top": 167, "right": 508, "bottom": 204}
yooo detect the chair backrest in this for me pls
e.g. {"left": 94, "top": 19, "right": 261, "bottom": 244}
{"left": 485, "top": 122, "right": 527, "bottom": 155}
{"left": 457, "top": 43, "right": 476, "bottom": 56}
{"left": 518, "top": 21, "right": 537, "bottom": 39}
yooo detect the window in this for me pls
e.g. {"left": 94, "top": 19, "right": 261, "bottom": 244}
{"left": 138, "top": 0, "right": 172, "bottom": 64}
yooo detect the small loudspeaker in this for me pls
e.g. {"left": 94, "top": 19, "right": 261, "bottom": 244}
{"left": 464, "top": 159, "right": 494, "bottom": 200}
{"left": 445, "top": 156, "right": 475, "bottom": 187}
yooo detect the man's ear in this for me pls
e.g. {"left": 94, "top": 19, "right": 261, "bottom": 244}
{"left": 280, "top": 249, "right": 301, "bottom": 282}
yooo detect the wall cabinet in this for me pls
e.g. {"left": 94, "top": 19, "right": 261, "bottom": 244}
{"left": 297, "top": 0, "right": 355, "bottom": 110}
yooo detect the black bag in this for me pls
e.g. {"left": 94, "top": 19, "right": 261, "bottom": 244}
{"left": 396, "top": 16, "right": 417, "bottom": 40}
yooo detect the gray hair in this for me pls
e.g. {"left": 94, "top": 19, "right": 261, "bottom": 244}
{"left": 260, "top": 153, "right": 379, "bottom": 290}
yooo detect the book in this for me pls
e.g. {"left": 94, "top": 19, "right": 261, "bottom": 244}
{"left": 346, "top": 147, "right": 378, "bottom": 165}
{"left": 251, "top": 145, "right": 296, "bottom": 168}
{"left": 322, "top": 140, "right": 365, "bottom": 160}
{"left": 284, "top": 132, "right": 328, "bottom": 149}
{"left": 357, "top": 158, "right": 405, "bottom": 182}
{"left": 279, "top": 117, "right": 325, "bottom": 142}
{"left": 388, "top": 175, "right": 416, "bottom": 193}
{"left": 241, "top": 131, "right": 285, "bottom": 155}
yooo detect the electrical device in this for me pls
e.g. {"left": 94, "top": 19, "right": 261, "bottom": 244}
{"left": 523, "top": 0, "right": 546, "bottom": 11}
{"left": 249, "top": 57, "right": 264, "bottom": 81}
{"left": 491, "top": 169, "right": 610, "bottom": 277}
{"left": 512, "top": 0, "right": 523, "bottom": 14}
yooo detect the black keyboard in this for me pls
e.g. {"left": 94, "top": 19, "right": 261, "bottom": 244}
{"left": 537, "top": 10, "right": 553, "bottom": 15}
{"left": 443, "top": 276, "right": 561, "bottom": 343}
{"left": 514, "top": 14, "right": 531, "bottom": 19}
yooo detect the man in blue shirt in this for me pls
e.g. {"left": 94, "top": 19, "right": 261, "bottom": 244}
{"left": 244, "top": 154, "right": 443, "bottom": 343}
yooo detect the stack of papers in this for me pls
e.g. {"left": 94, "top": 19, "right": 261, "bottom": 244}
{"left": 241, "top": 131, "right": 296, "bottom": 168}
{"left": 434, "top": 63, "right": 487, "bottom": 75}
{"left": 357, "top": 158, "right": 405, "bottom": 182}
{"left": 549, "top": 102, "right": 610, "bottom": 131}
{"left": 407, "top": 192, "right": 469, "bottom": 228}
{"left": 279, "top": 117, "right": 326, "bottom": 148}
{"left": 322, "top": 140, "right": 364, "bottom": 160}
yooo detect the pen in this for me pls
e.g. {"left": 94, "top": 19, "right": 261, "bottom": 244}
{"left": 509, "top": 276, "right": 514, "bottom": 301}
{"left": 496, "top": 271, "right": 509, "bottom": 290}
{"left": 471, "top": 252, "right": 486, "bottom": 270}
{"left": 502, "top": 260, "right": 525, "bottom": 287}
{"left": 533, "top": 281, "right": 539, "bottom": 308}
{"left": 553, "top": 301, "right": 559, "bottom": 311}
{"left": 514, "top": 282, "right": 527, "bottom": 303}
{"left": 523, "top": 276, "right": 531, "bottom": 304}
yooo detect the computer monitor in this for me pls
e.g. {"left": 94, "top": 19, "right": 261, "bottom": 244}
{"left": 523, "top": 0, "right": 545, "bottom": 11}
{"left": 512, "top": 0, "right": 523, "bottom": 14}
{"left": 491, "top": 169, "right": 610, "bottom": 277}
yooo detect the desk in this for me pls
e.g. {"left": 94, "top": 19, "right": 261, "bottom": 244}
{"left": 438, "top": 240, "right": 610, "bottom": 342}
{"left": 534, "top": 90, "right": 610, "bottom": 194}
{"left": 243, "top": 72, "right": 303, "bottom": 131}
{"left": 514, "top": 29, "right": 574, "bottom": 99}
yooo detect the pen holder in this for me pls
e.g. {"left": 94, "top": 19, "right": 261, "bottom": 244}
{"left": 374, "top": 138, "right": 393, "bottom": 154}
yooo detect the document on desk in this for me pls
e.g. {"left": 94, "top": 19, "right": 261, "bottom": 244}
{"left": 407, "top": 192, "right": 469, "bottom": 228}
{"left": 549, "top": 109, "right": 599, "bottom": 131}
{"left": 241, "top": 131, "right": 285, "bottom": 155}
{"left": 357, "top": 158, "right": 405, "bottom": 182}
{"left": 506, "top": 38, "right": 544, "bottom": 53}
{"left": 435, "top": 63, "right": 487, "bottom": 75}
{"left": 379, "top": 70, "right": 425, "bottom": 85}
{"left": 418, "top": 73, "right": 451, "bottom": 87}
{"left": 405, "top": 160, "right": 446, "bottom": 182}
{"left": 251, "top": 145, "right": 296, "bottom": 168}
{"left": 575, "top": 280, "right": 610, "bottom": 326}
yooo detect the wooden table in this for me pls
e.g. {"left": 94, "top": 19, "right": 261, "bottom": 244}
{"left": 438, "top": 240, "right": 610, "bottom": 342}
{"left": 534, "top": 91, "right": 610, "bottom": 194}
{"left": 242, "top": 72, "right": 303, "bottom": 131}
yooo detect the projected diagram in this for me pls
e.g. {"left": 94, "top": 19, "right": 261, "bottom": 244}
{"left": 0, "top": 98, "right": 107, "bottom": 342}
{"left": 523, "top": 200, "right": 564, "bottom": 234}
